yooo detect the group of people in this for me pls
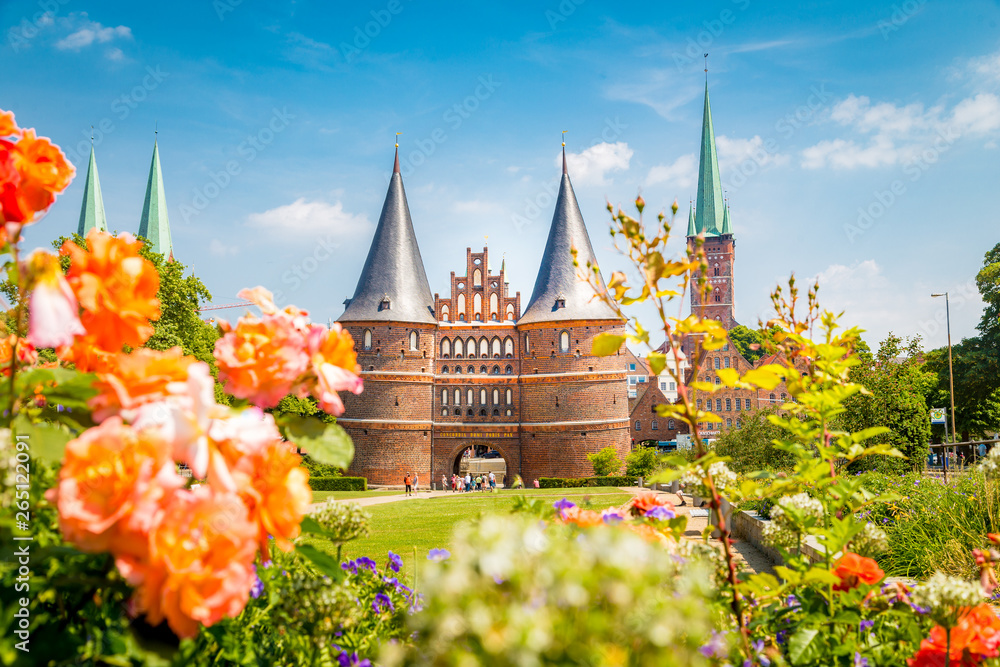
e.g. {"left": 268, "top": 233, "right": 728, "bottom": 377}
{"left": 445, "top": 472, "right": 498, "bottom": 492}
{"left": 403, "top": 473, "right": 419, "bottom": 496}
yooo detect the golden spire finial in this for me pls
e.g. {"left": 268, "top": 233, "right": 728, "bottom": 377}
{"left": 395, "top": 131, "right": 401, "bottom": 148}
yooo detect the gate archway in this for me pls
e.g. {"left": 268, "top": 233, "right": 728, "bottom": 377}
{"left": 448, "top": 443, "right": 511, "bottom": 488}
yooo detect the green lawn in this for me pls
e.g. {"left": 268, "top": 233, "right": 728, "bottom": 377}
{"left": 311, "top": 490, "right": 405, "bottom": 501}
{"left": 300, "top": 488, "right": 634, "bottom": 580}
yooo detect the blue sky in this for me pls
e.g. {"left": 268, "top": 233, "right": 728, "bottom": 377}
{"left": 4, "top": 0, "right": 999, "bottom": 350}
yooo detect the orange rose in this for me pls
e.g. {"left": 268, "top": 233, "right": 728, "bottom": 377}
{"left": 631, "top": 489, "right": 674, "bottom": 516}
{"left": 89, "top": 347, "right": 197, "bottom": 422}
{"left": 12, "top": 129, "right": 74, "bottom": 217}
{"left": 61, "top": 229, "right": 160, "bottom": 352}
{"left": 560, "top": 506, "right": 603, "bottom": 528}
{"left": 142, "top": 486, "right": 257, "bottom": 638}
{"left": 45, "top": 417, "right": 184, "bottom": 557}
{"left": 627, "top": 522, "right": 671, "bottom": 545}
{"left": 909, "top": 604, "right": 1000, "bottom": 667}
{"left": 0, "top": 110, "right": 18, "bottom": 137}
{"left": 833, "top": 552, "right": 885, "bottom": 591}
{"left": 0, "top": 335, "right": 36, "bottom": 375}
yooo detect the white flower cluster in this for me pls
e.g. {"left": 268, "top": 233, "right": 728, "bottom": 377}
{"left": 849, "top": 522, "right": 889, "bottom": 557}
{"left": 911, "top": 572, "right": 984, "bottom": 625}
{"left": 681, "top": 461, "right": 736, "bottom": 497}
{"left": 981, "top": 447, "right": 1000, "bottom": 478}
{"left": 762, "top": 493, "right": 823, "bottom": 550}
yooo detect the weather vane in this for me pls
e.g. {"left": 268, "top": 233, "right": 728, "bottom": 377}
{"left": 395, "top": 131, "right": 401, "bottom": 148}
{"left": 562, "top": 129, "right": 567, "bottom": 147}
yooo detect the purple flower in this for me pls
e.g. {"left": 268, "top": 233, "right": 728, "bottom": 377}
{"left": 776, "top": 629, "right": 788, "bottom": 645}
{"left": 742, "top": 640, "right": 771, "bottom": 667}
{"left": 335, "top": 650, "right": 372, "bottom": 667}
{"left": 854, "top": 652, "right": 869, "bottom": 667}
{"left": 911, "top": 603, "right": 931, "bottom": 615}
{"left": 601, "top": 509, "right": 624, "bottom": 524}
{"left": 785, "top": 594, "right": 799, "bottom": 608}
{"left": 859, "top": 619, "right": 874, "bottom": 633}
{"left": 356, "top": 557, "right": 377, "bottom": 571}
{"left": 427, "top": 548, "right": 450, "bottom": 562}
{"left": 387, "top": 551, "right": 402, "bottom": 573}
{"left": 553, "top": 498, "right": 576, "bottom": 511}
{"left": 249, "top": 565, "right": 264, "bottom": 599}
{"left": 341, "top": 561, "right": 359, "bottom": 574}
{"left": 698, "top": 630, "right": 728, "bottom": 658}
{"left": 372, "top": 593, "right": 394, "bottom": 613}
{"left": 645, "top": 505, "right": 676, "bottom": 520}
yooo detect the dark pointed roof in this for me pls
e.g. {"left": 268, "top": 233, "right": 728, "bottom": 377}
{"left": 518, "top": 149, "right": 620, "bottom": 325}
{"left": 339, "top": 149, "right": 436, "bottom": 324}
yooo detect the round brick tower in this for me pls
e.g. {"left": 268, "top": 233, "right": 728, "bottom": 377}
{"left": 516, "top": 148, "right": 630, "bottom": 480}
{"left": 338, "top": 149, "right": 437, "bottom": 486}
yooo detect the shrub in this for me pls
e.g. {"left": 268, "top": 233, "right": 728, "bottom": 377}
{"left": 300, "top": 453, "right": 344, "bottom": 478}
{"left": 625, "top": 446, "right": 660, "bottom": 478}
{"left": 309, "top": 476, "right": 367, "bottom": 491}
{"left": 713, "top": 408, "right": 793, "bottom": 473}
{"left": 586, "top": 445, "right": 622, "bottom": 476}
{"left": 538, "top": 476, "right": 631, "bottom": 488}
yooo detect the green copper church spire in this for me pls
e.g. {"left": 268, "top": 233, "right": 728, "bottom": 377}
{"left": 686, "top": 203, "right": 696, "bottom": 237}
{"left": 77, "top": 143, "right": 108, "bottom": 236}
{"left": 138, "top": 139, "right": 173, "bottom": 259}
{"left": 721, "top": 201, "right": 732, "bottom": 235}
{"left": 694, "top": 80, "right": 725, "bottom": 237}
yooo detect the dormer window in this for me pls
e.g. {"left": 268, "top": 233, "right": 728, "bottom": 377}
{"left": 379, "top": 294, "right": 391, "bottom": 311}
{"left": 554, "top": 294, "right": 566, "bottom": 309}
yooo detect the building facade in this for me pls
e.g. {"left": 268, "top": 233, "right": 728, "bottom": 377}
{"left": 337, "top": 149, "right": 631, "bottom": 485}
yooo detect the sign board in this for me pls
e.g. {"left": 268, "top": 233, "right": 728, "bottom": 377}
{"left": 676, "top": 434, "right": 692, "bottom": 450}
{"left": 930, "top": 408, "right": 946, "bottom": 425}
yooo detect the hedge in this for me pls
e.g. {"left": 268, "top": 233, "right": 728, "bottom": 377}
{"left": 309, "top": 476, "right": 367, "bottom": 491}
{"left": 538, "top": 476, "right": 633, "bottom": 489}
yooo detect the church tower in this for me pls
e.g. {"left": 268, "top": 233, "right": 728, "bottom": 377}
{"left": 77, "top": 144, "right": 108, "bottom": 236}
{"left": 138, "top": 139, "right": 174, "bottom": 259}
{"left": 337, "top": 147, "right": 437, "bottom": 485}
{"left": 687, "top": 81, "right": 738, "bottom": 330}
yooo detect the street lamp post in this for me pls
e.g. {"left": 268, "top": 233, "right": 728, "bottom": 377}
{"left": 932, "top": 292, "right": 958, "bottom": 478}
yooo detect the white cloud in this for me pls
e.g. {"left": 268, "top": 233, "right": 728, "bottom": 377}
{"left": 604, "top": 68, "right": 699, "bottom": 120}
{"left": 209, "top": 239, "right": 239, "bottom": 257}
{"left": 717, "top": 134, "right": 790, "bottom": 171}
{"left": 801, "top": 88, "right": 1000, "bottom": 170}
{"left": 55, "top": 16, "right": 132, "bottom": 50}
{"left": 106, "top": 47, "right": 125, "bottom": 61}
{"left": 645, "top": 153, "right": 696, "bottom": 189}
{"left": 560, "top": 141, "right": 633, "bottom": 186}
{"left": 247, "top": 198, "right": 371, "bottom": 237}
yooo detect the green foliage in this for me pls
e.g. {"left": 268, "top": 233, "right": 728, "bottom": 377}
{"left": 839, "top": 334, "right": 934, "bottom": 473}
{"left": 624, "top": 446, "right": 660, "bottom": 478}
{"left": 585, "top": 445, "right": 622, "bottom": 476}
{"left": 309, "top": 476, "right": 367, "bottom": 491}
{"left": 537, "top": 476, "right": 632, "bottom": 488}
{"left": 300, "top": 453, "right": 343, "bottom": 478}
{"left": 728, "top": 324, "right": 765, "bottom": 364}
{"left": 714, "top": 408, "right": 793, "bottom": 473}
{"left": 276, "top": 416, "right": 354, "bottom": 470}
{"left": 925, "top": 338, "right": 1000, "bottom": 440}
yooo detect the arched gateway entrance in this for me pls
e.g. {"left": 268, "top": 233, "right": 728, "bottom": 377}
{"left": 450, "top": 444, "right": 509, "bottom": 488}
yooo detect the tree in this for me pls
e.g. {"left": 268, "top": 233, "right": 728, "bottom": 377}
{"left": 714, "top": 408, "right": 792, "bottom": 473}
{"left": 840, "top": 334, "right": 934, "bottom": 472}
{"left": 728, "top": 325, "right": 765, "bottom": 364}
{"left": 624, "top": 446, "right": 659, "bottom": 478}
{"left": 587, "top": 446, "right": 622, "bottom": 476}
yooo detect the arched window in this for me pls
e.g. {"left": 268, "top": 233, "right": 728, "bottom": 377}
{"left": 781, "top": 393, "right": 787, "bottom": 401}
{"left": 696, "top": 399, "right": 702, "bottom": 409}
{"left": 769, "top": 393, "right": 776, "bottom": 402}
{"left": 505, "top": 389, "right": 512, "bottom": 404}
{"left": 442, "top": 408, "right": 448, "bottom": 416}
{"left": 454, "top": 338, "right": 464, "bottom": 358}
{"left": 490, "top": 408, "right": 498, "bottom": 416}
{"left": 559, "top": 330, "right": 570, "bottom": 353}
{"left": 726, "top": 398, "right": 731, "bottom": 411}
{"left": 441, "top": 389, "right": 448, "bottom": 405}
{"left": 505, "top": 304, "right": 515, "bottom": 321}
{"left": 714, "top": 357, "right": 720, "bottom": 369}
{"left": 492, "top": 365, "right": 500, "bottom": 375}
{"left": 479, "top": 408, "right": 487, "bottom": 416}
{"left": 468, "top": 365, "right": 475, "bottom": 374}
{"left": 441, "top": 366, "right": 448, "bottom": 374}
{"left": 467, "top": 389, "right": 473, "bottom": 405}
{"left": 667, "top": 419, "right": 675, "bottom": 429}
{"left": 479, "top": 338, "right": 489, "bottom": 358}
{"left": 506, "top": 409, "right": 512, "bottom": 416}
{"left": 454, "top": 389, "right": 461, "bottom": 404}
{"left": 467, "top": 408, "right": 474, "bottom": 416}
{"left": 715, "top": 398, "right": 722, "bottom": 411}
{"left": 454, "top": 366, "right": 462, "bottom": 374}
{"left": 736, "top": 419, "right": 742, "bottom": 429}
{"left": 524, "top": 333, "right": 530, "bottom": 354}
{"left": 473, "top": 268, "right": 482, "bottom": 286}
{"left": 489, "top": 293, "right": 498, "bottom": 320}
{"left": 363, "top": 329, "right": 372, "bottom": 350}
{"left": 734, "top": 398, "right": 740, "bottom": 411}
{"left": 479, "top": 365, "right": 487, "bottom": 374}
{"left": 457, "top": 293, "right": 466, "bottom": 318}
{"left": 745, "top": 398, "right": 751, "bottom": 410}
{"left": 409, "top": 331, "right": 418, "bottom": 351}
{"left": 727, "top": 418, "right": 732, "bottom": 428}
{"left": 480, "top": 389, "right": 487, "bottom": 404}
{"left": 440, "top": 305, "right": 449, "bottom": 321}
{"left": 635, "top": 420, "right": 641, "bottom": 431}
{"left": 714, "top": 264, "right": 720, "bottom": 276}
{"left": 724, "top": 357, "right": 730, "bottom": 368}
{"left": 440, "top": 338, "right": 451, "bottom": 358}
{"left": 504, "top": 337, "right": 514, "bottom": 358}
{"left": 505, "top": 365, "right": 512, "bottom": 375}
{"left": 459, "top": 313, "right": 465, "bottom": 321}
{"left": 491, "top": 338, "right": 501, "bottom": 358}
{"left": 473, "top": 293, "right": 482, "bottom": 318}
{"left": 492, "top": 388, "right": 499, "bottom": 404}
{"left": 715, "top": 377, "right": 721, "bottom": 385}
{"left": 651, "top": 420, "right": 658, "bottom": 430}
{"left": 468, "top": 337, "right": 477, "bottom": 358}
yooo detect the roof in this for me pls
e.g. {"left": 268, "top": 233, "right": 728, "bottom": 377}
{"left": 623, "top": 347, "right": 649, "bottom": 374}
{"left": 629, "top": 382, "right": 670, "bottom": 420}
{"left": 339, "top": 149, "right": 436, "bottom": 324}
{"left": 137, "top": 140, "right": 173, "bottom": 257}
{"left": 77, "top": 145, "right": 108, "bottom": 236}
{"left": 628, "top": 383, "right": 649, "bottom": 414}
{"left": 686, "top": 204, "right": 696, "bottom": 237}
{"left": 691, "top": 82, "right": 725, "bottom": 238}
{"left": 518, "top": 151, "right": 620, "bottom": 325}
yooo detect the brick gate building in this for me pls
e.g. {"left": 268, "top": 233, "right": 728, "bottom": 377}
{"left": 337, "top": 149, "right": 630, "bottom": 485}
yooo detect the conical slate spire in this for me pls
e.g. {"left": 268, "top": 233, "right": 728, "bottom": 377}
{"left": 519, "top": 156, "right": 619, "bottom": 324}
{"left": 77, "top": 145, "right": 108, "bottom": 236}
{"left": 694, "top": 82, "right": 724, "bottom": 237}
{"left": 339, "top": 153, "right": 435, "bottom": 324}
{"left": 138, "top": 140, "right": 173, "bottom": 258}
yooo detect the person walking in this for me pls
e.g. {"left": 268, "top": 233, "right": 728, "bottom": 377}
{"left": 465, "top": 472, "right": 471, "bottom": 492}
{"left": 404, "top": 474, "right": 412, "bottom": 497}
{"left": 413, "top": 473, "right": 419, "bottom": 493}
{"left": 979, "top": 442, "right": 988, "bottom": 462}
{"left": 488, "top": 471, "right": 496, "bottom": 492}
{"left": 442, "top": 474, "right": 448, "bottom": 492}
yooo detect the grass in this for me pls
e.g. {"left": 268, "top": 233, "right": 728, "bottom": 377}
{"left": 300, "top": 487, "right": 634, "bottom": 579}
{"left": 311, "top": 490, "right": 404, "bottom": 501}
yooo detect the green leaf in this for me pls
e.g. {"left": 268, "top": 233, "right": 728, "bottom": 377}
{"left": 788, "top": 626, "right": 822, "bottom": 665}
{"left": 299, "top": 515, "right": 329, "bottom": 537}
{"left": 591, "top": 332, "right": 625, "bottom": 357}
{"left": 295, "top": 543, "right": 343, "bottom": 579}
{"left": 647, "top": 352, "right": 666, "bottom": 376}
{"left": 280, "top": 417, "right": 354, "bottom": 469}
{"left": 12, "top": 414, "right": 73, "bottom": 463}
